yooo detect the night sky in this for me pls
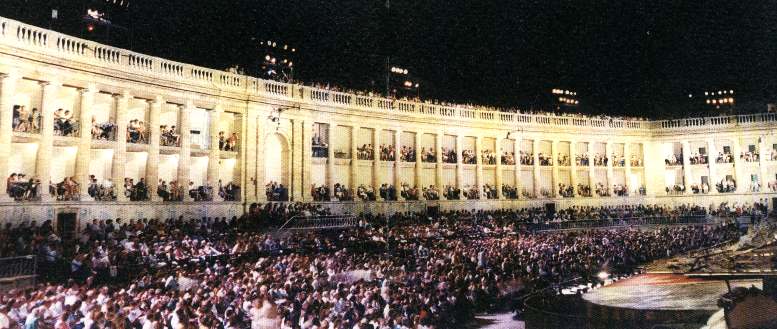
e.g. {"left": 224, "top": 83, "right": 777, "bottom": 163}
{"left": 3, "top": 0, "right": 777, "bottom": 118}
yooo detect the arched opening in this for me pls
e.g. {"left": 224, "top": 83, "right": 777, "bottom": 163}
{"left": 264, "top": 132, "right": 290, "bottom": 200}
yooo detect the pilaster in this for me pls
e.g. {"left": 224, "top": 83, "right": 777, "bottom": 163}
{"left": 0, "top": 72, "right": 19, "bottom": 202}
{"left": 178, "top": 101, "right": 192, "bottom": 201}
{"left": 146, "top": 96, "right": 163, "bottom": 201}
{"left": 75, "top": 85, "right": 96, "bottom": 200}
{"left": 112, "top": 90, "right": 130, "bottom": 202}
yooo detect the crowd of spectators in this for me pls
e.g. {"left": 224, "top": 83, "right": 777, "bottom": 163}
{"left": 356, "top": 185, "right": 377, "bottom": 201}
{"left": 357, "top": 144, "right": 374, "bottom": 160}
{"left": 12, "top": 105, "right": 40, "bottom": 133}
{"left": 630, "top": 155, "right": 643, "bottom": 167}
{"left": 611, "top": 154, "right": 625, "bottom": 167}
{"left": 501, "top": 152, "right": 516, "bottom": 165}
{"left": 333, "top": 184, "right": 353, "bottom": 201}
{"left": 741, "top": 151, "right": 759, "bottom": 162}
{"left": 443, "top": 185, "right": 461, "bottom": 200}
{"left": 124, "top": 178, "right": 149, "bottom": 201}
{"left": 53, "top": 108, "right": 77, "bottom": 137}
{"left": 519, "top": 151, "right": 534, "bottom": 165}
{"left": 538, "top": 153, "right": 552, "bottom": 166}
{"left": 577, "top": 184, "right": 592, "bottom": 197}
{"left": 265, "top": 182, "right": 289, "bottom": 201}
{"left": 716, "top": 152, "right": 734, "bottom": 163}
{"left": 157, "top": 180, "right": 185, "bottom": 202}
{"left": 557, "top": 154, "right": 570, "bottom": 166}
{"left": 690, "top": 183, "right": 710, "bottom": 194}
{"left": 463, "top": 185, "right": 480, "bottom": 200}
{"left": 594, "top": 183, "right": 609, "bottom": 197}
{"left": 558, "top": 184, "right": 574, "bottom": 198}
{"left": 0, "top": 201, "right": 741, "bottom": 329}
{"left": 592, "top": 154, "right": 608, "bottom": 166}
{"left": 311, "top": 134, "right": 327, "bottom": 157}
{"left": 482, "top": 184, "right": 497, "bottom": 199}
{"left": 6, "top": 173, "right": 41, "bottom": 201}
{"left": 441, "top": 147, "right": 457, "bottom": 164}
{"left": 91, "top": 117, "right": 115, "bottom": 141}
{"left": 666, "top": 184, "right": 686, "bottom": 195}
{"left": 422, "top": 185, "right": 439, "bottom": 200}
{"left": 665, "top": 154, "right": 683, "bottom": 166}
{"left": 688, "top": 152, "right": 708, "bottom": 165}
{"left": 419, "top": 147, "right": 435, "bottom": 163}
{"left": 612, "top": 184, "right": 628, "bottom": 196}
{"left": 481, "top": 150, "right": 496, "bottom": 165}
{"left": 218, "top": 131, "right": 239, "bottom": 152}
{"left": 717, "top": 177, "right": 737, "bottom": 193}
{"left": 160, "top": 125, "right": 180, "bottom": 147}
{"left": 378, "top": 145, "right": 395, "bottom": 161}
{"left": 126, "top": 120, "right": 148, "bottom": 144}
{"left": 399, "top": 184, "right": 419, "bottom": 200}
{"left": 50, "top": 177, "right": 80, "bottom": 201}
{"left": 461, "top": 150, "right": 476, "bottom": 164}
{"left": 502, "top": 185, "right": 518, "bottom": 199}
{"left": 378, "top": 184, "right": 397, "bottom": 201}
{"left": 398, "top": 146, "right": 415, "bottom": 162}
{"left": 86, "top": 176, "right": 115, "bottom": 201}
{"left": 575, "top": 153, "right": 589, "bottom": 166}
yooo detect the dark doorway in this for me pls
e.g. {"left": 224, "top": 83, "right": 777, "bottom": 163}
{"left": 56, "top": 212, "right": 77, "bottom": 254}
{"left": 545, "top": 203, "right": 556, "bottom": 218}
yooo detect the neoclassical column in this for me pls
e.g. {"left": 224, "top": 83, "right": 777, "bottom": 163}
{"left": 244, "top": 107, "right": 261, "bottom": 202}
{"left": 350, "top": 126, "right": 360, "bottom": 196}
{"left": 587, "top": 141, "right": 595, "bottom": 196}
{"left": 327, "top": 123, "right": 336, "bottom": 200}
{"left": 605, "top": 141, "right": 614, "bottom": 196}
{"left": 75, "top": 85, "right": 96, "bottom": 200}
{"left": 759, "top": 134, "right": 769, "bottom": 193}
{"left": 532, "top": 139, "right": 540, "bottom": 197}
{"left": 301, "top": 120, "right": 313, "bottom": 202}
{"left": 475, "top": 135, "right": 484, "bottom": 199}
{"left": 0, "top": 72, "right": 19, "bottom": 201}
{"left": 435, "top": 131, "right": 443, "bottom": 190}
{"left": 290, "top": 119, "right": 304, "bottom": 201}
{"left": 393, "top": 129, "right": 402, "bottom": 200}
{"left": 570, "top": 140, "right": 578, "bottom": 196}
{"left": 146, "top": 96, "right": 163, "bottom": 201}
{"left": 207, "top": 106, "right": 222, "bottom": 198}
{"left": 681, "top": 140, "right": 692, "bottom": 195}
{"left": 112, "top": 90, "right": 130, "bottom": 201}
{"left": 551, "top": 140, "right": 560, "bottom": 198}
{"left": 35, "top": 81, "right": 61, "bottom": 201}
{"left": 624, "top": 142, "right": 632, "bottom": 195}
{"left": 495, "top": 136, "right": 503, "bottom": 199}
{"left": 414, "top": 131, "right": 424, "bottom": 200}
{"left": 707, "top": 138, "right": 717, "bottom": 194}
{"left": 455, "top": 134, "right": 464, "bottom": 194}
{"left": 513, "top": 135, "right": 521, "bottom": 198}
{"left": 372, "top": 128, "right": 381, "bottom": 199}
{"left": 178, "top": 101, "right": 192, "bottom": 201}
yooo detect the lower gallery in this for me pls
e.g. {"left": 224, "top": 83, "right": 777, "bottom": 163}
{"left": 0, "top": 16, "right": 776, "bottom": 329}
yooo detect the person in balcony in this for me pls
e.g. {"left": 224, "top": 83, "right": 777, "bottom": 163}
{"left": 227, "top": 132, "right": 238, "bottom": 151}
{"left": 14, "top": 105, "right": 29, "bottom": 132}
{"left": 218, "top": 131, "right": 226, "bottom": 150}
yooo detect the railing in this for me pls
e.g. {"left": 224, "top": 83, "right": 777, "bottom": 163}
{"left": 2, "top": 16, "right": 776, "bottom": 133}
{"left": 527, "top": 215, "right": 709, "bottom": 231}
{"left": 0, "top": 255, "right": 36, "bottom": 281}
{"left": 279, "top": 214, "right": 359, "bottom": 231}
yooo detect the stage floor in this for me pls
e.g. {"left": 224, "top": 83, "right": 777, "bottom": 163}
{"left": 583, "top": 273, "right": 762, "bottom": 311}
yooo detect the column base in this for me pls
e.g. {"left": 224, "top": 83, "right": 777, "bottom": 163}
{"left": 79, "top": 194, "right": 94, "bottom": 202}
{"left": 0, "top": 195, "right": 14, "bottom": 203}
{"left": 40, "top": 194, "right": 55, "bottom": 202}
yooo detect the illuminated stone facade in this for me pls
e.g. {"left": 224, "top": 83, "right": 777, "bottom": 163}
{"left": 0, "top": 17, "right": 775, "bottom": 224}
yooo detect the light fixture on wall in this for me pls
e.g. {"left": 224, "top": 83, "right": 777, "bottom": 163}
{"left": 267, "top": 104, "right": 301, "bottom": 131}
